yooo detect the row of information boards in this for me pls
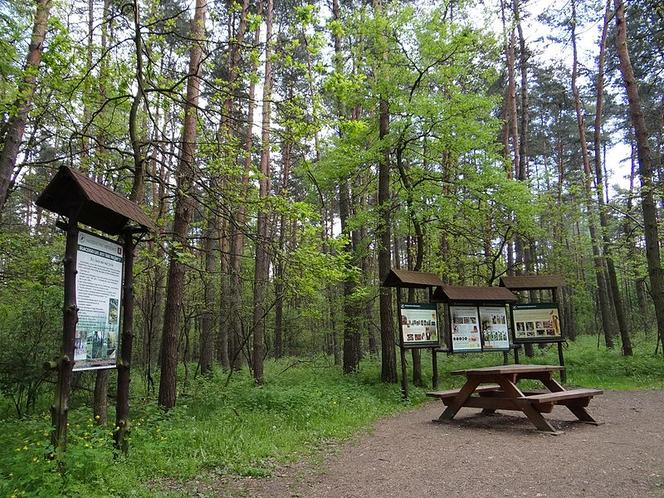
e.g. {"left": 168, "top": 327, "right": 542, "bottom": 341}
{"left": 400, "top": 302, "right": 562, "bottom": 353}
{"left": 384, "top": 269, "right": 568, "bottom": 394}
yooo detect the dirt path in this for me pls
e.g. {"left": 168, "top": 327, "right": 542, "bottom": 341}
{"left": 194, "top": 391, "right": 664, "bottom": 497}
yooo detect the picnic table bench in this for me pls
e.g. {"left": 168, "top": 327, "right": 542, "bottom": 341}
{"left": 427, "top": 364, "right": 603, "bottom": 433}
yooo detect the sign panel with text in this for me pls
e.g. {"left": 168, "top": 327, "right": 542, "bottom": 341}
{"left": 478, "top": 306, "right": 510, "bottom": 351}
{"left": 73, "top": 232, "right": 123, "bottom": 371}
{"left": 399, "top": 303, "right": 440, "bottom": 348}
{"left": 511, "top": 303, "right": 562, "bottom": 343}
{"left": 450, "top": 306, "right": 482, "bottom": 352}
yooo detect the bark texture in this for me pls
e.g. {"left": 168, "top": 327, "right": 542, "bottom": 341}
{"left": 0, "top": 0, "right": 53, "bottom": 211}
{"left": 158, "top": 0, "right": 206, "bottom": 409}
{"left": 594, "top": 0, "right": 632, "bottom": 355}
{"left": 252, "top": 0, "right": 274, "bottom": 385}
{"left": 613, "top": 0, "right": 664, "bottom": 352}
{"left": 571, "top": 0, "right": 614, "bottom": 348}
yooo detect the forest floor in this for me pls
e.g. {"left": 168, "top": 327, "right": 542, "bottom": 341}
{"left": 169, "top": 390, "right": 664, "bottom": 497}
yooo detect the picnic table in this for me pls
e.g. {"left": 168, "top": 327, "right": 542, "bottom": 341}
{"left": 427, "top": 364, "right": 603, "bottom": 433}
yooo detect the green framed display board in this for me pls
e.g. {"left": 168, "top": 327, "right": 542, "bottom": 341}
{"left": 399, "top": 303, "right": 440, "bottom": 349}
{"left": 449, "top": 304, "right": 511, "bottom": 353}
{"left": 510, "top": 303, "right": 563, "bottom": 343}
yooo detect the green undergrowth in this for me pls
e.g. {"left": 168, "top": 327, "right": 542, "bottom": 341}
{"left": 0, "top": 359, "right": 427, "bottom": 497}
{"left": 1, "top": 336, "right": 662, "bottom": 497}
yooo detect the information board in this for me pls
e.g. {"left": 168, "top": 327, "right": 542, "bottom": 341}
{"left": 478, "top": 306, "right": 510, "bottom": 351}
{"left": 450, "top": 306, "right": 482, "bottom": 352}
{"left": 511, "top": 303, "right": 562, "bottom": 343}
{"left": 73, "top": 231, "right": 123, "bottom": 371}
{"left": 399, "top": 303, "right": 440, "bottom": 348}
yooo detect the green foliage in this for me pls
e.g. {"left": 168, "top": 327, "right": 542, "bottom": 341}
{"left": 0, "top": 359, "right": 424, "bottom": 497}
{"left": 0, "top": 229, "right": 63, "bottom": 417}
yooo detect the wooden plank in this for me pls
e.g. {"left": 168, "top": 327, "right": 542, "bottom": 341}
{"left": 527, "top": 389, "right": 603, "bottom": 404}
{"left": 451, "top": 364, "right": 564, "bottom": 376}
{"left": 426, "top": 384, "right": 501, "bottom": 399}
{"left": 477, "top": 389, "right": 548, "bottom": 398}
{"left": 449, "top": 396, "right": 523, "bottom": 411}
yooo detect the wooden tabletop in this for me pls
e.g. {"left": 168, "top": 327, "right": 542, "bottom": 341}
{"left": 451, "top": 364, "right": 565, "bottom": 376}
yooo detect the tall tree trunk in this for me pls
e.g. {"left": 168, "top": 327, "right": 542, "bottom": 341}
{"left": 571, "top": 0, "right": 614, "bottom": 348}
{"left": 500, "top": 0, "right": 519, "bottom": 276}
{"left": 202, "top": 0, "right": 251, "bottom": 375}
{"left": 252, "top": 0, "right": 274, "bottom": 385}
{"left": 200, "top": 225, "right": 217, "bottom": 375}
{"left": 158, "top": 0, "right": 206, "bottom": 409}
{"left": 227, "top": 5, "right": 260, "bottom": 371}
{"left": 513, "top": 0, "right": 533, "bottom": 276}
{"left": 340, "top": 176, "right": 361, "bottom": 373}
{"left": 595, "top": 0, "right": 632, "bottom": 355}
{"left": 93, "top": 370, "right": 108, "bottom": 425}
{"left": 217, "top": 217, "right": 230, "bottom": 369}
{"left": 80, "top": 0, "right": 94, "bottom": 172}
{"left": 91, "top": 0, "right": 113, "bottom": 425}
{"left": 0, "top": 0, "right": 53, "bottom": 212}
{"left": 373, "top": 0, "right": 397, "bottom": 383}
{"left": 614, "top": 0, "right": 664, "bottom": 352}
{"left": 330, "top": 0, "right": 361, "bottom": 373}
{"left": 513, "top": 0, "right": 528, "bottom": 184}
{"left": 128, "top": 0, "right": 146, "bottom": 205}
{"left": 396, "top": 148, "right": 424, "bottom": 386}
{"left": 274, "top": 134, "right": 292, "bottom": 359}
{"left": 501, "top": 0, "right": 520, "bottom": 179}
{"left": 103, "top": 0, "right": 148, "bottom": 427}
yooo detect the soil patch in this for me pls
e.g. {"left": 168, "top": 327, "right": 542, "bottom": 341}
{"left": 173, "top": 390, "right": 664, "bottom": 497}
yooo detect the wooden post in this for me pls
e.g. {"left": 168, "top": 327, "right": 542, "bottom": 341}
{"left": 428, "top": 287, "right": 438, "bottom": 389}
{"left": 51, "top": 215, "right": 78, "bottom": 463}
{"left": 396, "top": 288, "right": 409, "bottom": 399}
{"left": 431, "top": 348, "right": 438, "bottom": 389}
{"left": 557, "top": 341, "right": 566, "bottom": 383}
{"left": 115, "top": 232, "right": 135, "bottom": 454}
{"left": 552, "top": 287, "right": 566, "bottom": 383}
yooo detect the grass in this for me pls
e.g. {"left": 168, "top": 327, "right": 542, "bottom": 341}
{"left": 0, "top": 335, "right": 662, "bottom": 497}
{"left": 431, "top": 335, "right": 664, "bottom": 390}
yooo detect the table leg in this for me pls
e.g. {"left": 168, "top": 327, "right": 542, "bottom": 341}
{"left": 566, "top": 404, "right": 600, "bottom": 424}
{"left": 534, "top": 374, "right": 599, "bottom": 425}
{"left": 540, "top": 375, "right": 565, "bottom": 393}
{"left": 496, "top": 378, "right": 558, "bottom": 433}
{"left": 437, "top": 378, "right": 481, "bottom": 421}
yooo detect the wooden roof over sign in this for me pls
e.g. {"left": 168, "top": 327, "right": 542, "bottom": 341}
{"left": 499, "top": 275, "right": 564, "bottom": 290}
{"left": 432, "top": 285, "right": 518, "bottom": 303}
{"left": 382, "top": 269, "right": 445, "bottom": 288}
{"left": 36, "top": 166, "right": 155, "bottom": 235}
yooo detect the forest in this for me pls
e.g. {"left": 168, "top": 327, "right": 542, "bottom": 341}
{"left": 0, "top": 0, "right": 663, "bottom": 495}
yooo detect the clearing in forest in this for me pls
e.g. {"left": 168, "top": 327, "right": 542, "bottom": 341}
{"left": 175, "top": 390, "right": 664, "bottom": 498}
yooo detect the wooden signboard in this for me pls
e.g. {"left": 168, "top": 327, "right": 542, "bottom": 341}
{"left": 399, "top": 303, "right": 440, "bottom": 349}
{"left": 449, "top": 304, "right": 511, "bottom": 353}
{"left": 511, "top": 303, "right": 563, "bottom": 343}
{"left": 74, "top": 231, "right": 123, "bottom": 371}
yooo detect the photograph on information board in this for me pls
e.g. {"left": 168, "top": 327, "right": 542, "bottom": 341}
{"left": 479, "top": 306, "right": 510, "bottom": 351}
{"left": 450, "top": 306, "right": 481, "bottom": 352}
{"left": 511, "top": 303, "right": 562, "bottom": 343}
{"left": 399, "top": 303, "right": 439, "bottom": 348}
{"left": 73, "top": 231, "right": 123, "bottom": 371}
